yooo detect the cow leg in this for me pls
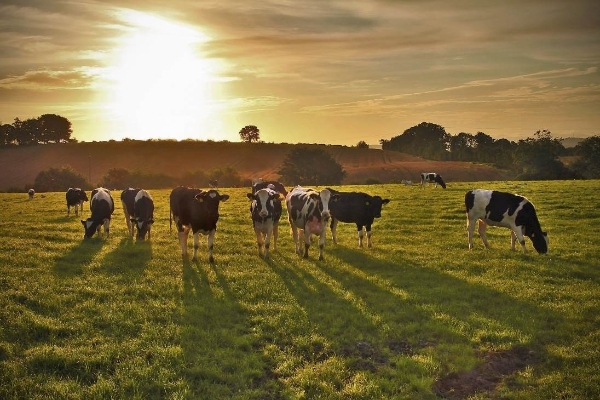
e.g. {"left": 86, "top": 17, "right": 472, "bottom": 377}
{"left": 67, "top": 205, "right": 70, "bottom": 216}
{"left": 179, "top": 226, "right": 190, "bottom": 256}
{"left": 290, "top": 225, "right": 302, "bottom": 256}
{"left": 303, "top": 230, "right": 311, "bottom": 258}
{"left": 255, "top": 228, "right": 264, "bottom": 256}
{"left": 511, "top": 225, "right": 527, "bottom": 253}
{"left": 478, "top": 220, "right": 490, "bottom": 249}
{"left": 207, "top": 229, "right": 216, "bottom": 263}
{"left": 75, "top": 203, "right": 79, "bottom": 217}
{"left": 103, "top": 219, "right": 110, "bottom": 238}
{"left": 331, "top": 219, "right": 338, "bottom": 244}
{"left": 318, "top": 232, "right": 325, "bottom": 261}
{"left": 467, "top": 215, "right": 476, "bottom": 249}
{"left": 272, "top": 223, "right": 279, "bottom": 251}
{"left": 264, "top": 228, "right": 272, "bottom": 259}
{"left": 365, "top": 224, "right": 373, "bottom": 248}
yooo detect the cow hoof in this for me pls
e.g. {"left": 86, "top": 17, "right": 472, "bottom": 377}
{"left": 303, "top": 253, "right": 308, "bottom": 259}
{"left": 209, "top": 255, "right": 215, "bottom": 263}
{"left": 319, "top": 256, "right": 324, "bottom": 261}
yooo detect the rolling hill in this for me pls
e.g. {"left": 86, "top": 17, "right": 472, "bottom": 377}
{"left": 0, "top": 140, "right": 509, "bottom": 190}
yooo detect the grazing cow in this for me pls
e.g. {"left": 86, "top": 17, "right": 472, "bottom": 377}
{"left": 66, "top": 188, "right": 89, "bottom": 216}
{"left": 465, "top": 189, "right": 548, "bottom": 254}
{"left": 169, "top": 186, "right": 229, "bottom": 262}
{"left": 209, "top": 179, "right": 218, "bottom": 188}
{"left": 28, "top": 189, "right": 35, "bottom": 199}
{"left": 90, "top": 188, "right": 110, "bottom": 210}
{"left": 285, "top": 186, "right": 338, "bottom": 260}
{"left": 401, "top": 180, "right": 413, "bottom": 186}
{"left": 121, "top": 188, "right": 141, "bottom": 238}
{"left": 252, "top": 179, "right": 288, "bottom": 196}
{"left": 327, "top": 188, "right": 390, "bottom": 248}
{"left": 132, "top": 189, "right": 154, "bottom": 241}
{"left": 247, "top": 188, "right": 282, "bottom": 258}
{"left": 420, "top": 172, "right": 446, "bottom": 189}
{"left": 81, "top": 187, "right": 114, "bottom": 239}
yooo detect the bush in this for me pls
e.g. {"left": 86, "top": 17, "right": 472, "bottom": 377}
{"left": 33, "top": 165, "right": 89, "bottom": 192}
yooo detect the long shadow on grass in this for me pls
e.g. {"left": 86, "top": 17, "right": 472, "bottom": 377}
{"left": 180, "top": 258, "right": 267, "bottom": 398}
{"left": 97, "top": 238, "right": 151, "bottom": 280}
{"left": 53, "top": 238, "right": 104, "bottom": 277}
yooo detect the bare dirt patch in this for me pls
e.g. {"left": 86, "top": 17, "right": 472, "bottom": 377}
{"left": 432, "top": 346, "right": 537, "bottom": 399}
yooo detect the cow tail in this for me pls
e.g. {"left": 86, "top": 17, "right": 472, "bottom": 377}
{"left": 169, "top": 208, "right": 172, "bottom": 233}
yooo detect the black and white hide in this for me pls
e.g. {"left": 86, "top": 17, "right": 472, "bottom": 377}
{"left": 82, "top": 187, "right": 114, "bottom": 239}
{"left": 247, "top": 188, "right": 282, "bottom": 258}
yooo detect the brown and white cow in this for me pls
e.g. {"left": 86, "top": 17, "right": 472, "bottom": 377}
{"left": 247, "top": 187, "right": 282, "bottom": 259}
{"left": 465, "top": 189, "right": 548, "bottom": 254}
{"left": 285, "top": 186, "right": 338, "bottom": 260}
{"left": 28, "top": 189, "right": 35, "bottom": 199}
{"left": 66, "top": 188, "right": 89, "bottom": 216}
{"left": 169, "top": 186, "right": 229, "bottom": 262}
{"left": 81, "top": 187, "right": 114, "bottom": 239}
{"left": 420, "top": 172, "right": 446, "bottom": 189}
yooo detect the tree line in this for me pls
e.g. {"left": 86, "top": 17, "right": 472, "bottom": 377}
{"left": 380, "top": 122, "right": 600, "bottom": 179}
{"left": 0, "top": 115, "right": 75, "bottom": 145}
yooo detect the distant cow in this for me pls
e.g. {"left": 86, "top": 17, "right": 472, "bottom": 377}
{"left": 28, "top": 189, "right": 35, "bottom": 199}
{"left": 247, "top": 187, "right": 282, "bottom": 258}
{"left": 209, "top": 180, "right": 218, "bottom": 188}
{"left": 132, "top": 189, "right": 154, "bottom": 241}
{"left": 327, "top": 188, "right": 390, "bottom": 248}
{"left": 285, "top": 186, "right": 338, "bottom": 260}
{"left": 252, "top": 179, "right": 288, "bottom": 197}
{"left": 121, "top": 188, "right": 141, "bottom": 238}
{"left": 66, "top": 188, "right": 89, "bottom": 216}
{"left": 465, "top": 189, "right": 548, "bottom": 254}
{"left": 82, "top": 187, "right": 114, "bottom": 239}
{"left": 420, "top": 173, "right": 446, "bottom": 189}
{"left": 169, "top": 186, "right": 229, "bottom": 262}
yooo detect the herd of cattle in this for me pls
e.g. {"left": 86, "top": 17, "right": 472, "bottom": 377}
{"left": 51, "top": 171, "right": 548, "bottom": 263}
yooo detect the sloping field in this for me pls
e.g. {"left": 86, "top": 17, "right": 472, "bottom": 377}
{"left": 0, "top": 141, "right": 509, "bottom": 190}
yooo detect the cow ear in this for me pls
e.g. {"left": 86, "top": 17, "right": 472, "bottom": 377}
{"left": 331, "top": 194, "right": 340, "bottom": 201}
{"left": 220, "top": 194, "right": 230, "bottom": 201}
{"left": 81, "top": 220, "right": 86, "bottom": 226}
{"left": 247, "top": 193, "right": 254, "bottom": 200}
{"left": 382, "top": 199, "right": 390, "bottom": 205}
{"left": 542, "top": 231, "right": 547, "bottom": 237}
{"left": 271, "top": 193, "right": 280, "bottom": 201}
{"left": 310, "top": 193, "right": 320, "bottom": 200}
{"left": 130, "top": 218, "right": 137, "bottom": 223}
{"left": 194, "top": 193, "right": 205, "bottom": 202}
{"left": 148, "top": 219, "right": 154, "bottom": 225}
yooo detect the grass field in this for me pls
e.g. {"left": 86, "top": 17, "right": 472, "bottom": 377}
{"left": 1, "top": 181, "right": 598, "bottom": 399}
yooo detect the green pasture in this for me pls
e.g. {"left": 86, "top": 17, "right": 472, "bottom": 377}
{"left": 0, "top": 181, "right": 598, "bottom": 399}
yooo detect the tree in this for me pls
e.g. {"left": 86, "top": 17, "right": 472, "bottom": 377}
{"left": 571, "top": 135, "right": 600, "bottom": 178}
{"left": 277, "top": 146, "right": 346, "bottom": 185}
{"left": 33, "top": 165, "right": 89, "bottom": 192}
{"left": 356, "top": 141, "right": 369, "bottom": 149}
{"left": 98, "top": 168, "right": 131, "bottom": 189}
{"left": 513, "top": 129, "right": 574, "bottom": 179}
{"left": 38, "top": 114, "right": 74, "bottom": 143}
{"left": 239, "top": 125, "right": 260, "bottom": 143}
{"left": 381, "top": 122, "right": 450, "bottom": 160}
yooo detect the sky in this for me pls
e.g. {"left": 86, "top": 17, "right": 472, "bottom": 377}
{"left": 1, "top": 0, "right": 599, "bottom": 146}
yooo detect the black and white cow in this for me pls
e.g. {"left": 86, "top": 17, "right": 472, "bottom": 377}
{"left": 81, "top": 187, "right": 114, "bottom": 239}
{"left": 327, "top": 188, "right": 390, "bottom": 248}
{"left": 420, "top": 172, "right": 446, "bottom": 189}
{"left": 252, "top": 179, "right": 288, "bottom": 196}
{"left": 209, "top": 179, "right": 218, "bottom": 188}
{"left": 169, "top": 186, "right": 229, "bottom": 262}
{"left": 66, "top": 188, "right": 89, "bottom": 216}
{"left": 285, "top": 186, "right": 338, "bottom": 260}
{"left": 121, "top": 188, "right": 141, "bottom": 238}
{"left": 247, "top": 187, "right": 282, "bottom": 258}
{"left": 465, "top": 189, "right": 548, "bottom": 254}
{"left": 131, "top": 189, "right": 154, "bottom": 241}
{"left": 28, "top": 189, "right": 35, "bottom": 199}
{"left": 90, "top": 188, "right": 110, "bottom": 210}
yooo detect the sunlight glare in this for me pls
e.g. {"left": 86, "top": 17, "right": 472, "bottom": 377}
{"left": 105, "top": 11, "right": 222, "bottom": 140}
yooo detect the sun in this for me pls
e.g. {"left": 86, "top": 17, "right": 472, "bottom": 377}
{"left": 104, "top": 11, "right": 223, "bottom": 141}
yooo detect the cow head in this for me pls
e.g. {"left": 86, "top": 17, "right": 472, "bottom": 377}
{"left": 131, "top": 217, "right": 154, "bottom": 241}
{"left": 194, "top": 190, "right": 229, "bottom": 216}
{"left": 369, "top": 196, "right": 391, "bottom": 218}
{"left": 248, "top": 189, "right": 280, "bottom": 218}
{"left": 317, "top": 189, "right": 338, "bottom": 220}
{"left": 525, "top": 227, "right": 549, "bottom": 254}
{"left": 434, "top": 174, "right": 447, "bottom": 189}
{"left": 81, "top": 218, "right": 98, "bottom": 239}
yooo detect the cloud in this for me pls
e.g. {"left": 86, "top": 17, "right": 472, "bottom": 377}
{"left": 0, "top": 68, "right": 98, "bottom": 90}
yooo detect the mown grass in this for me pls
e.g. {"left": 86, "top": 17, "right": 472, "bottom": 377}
{"left": 0, "top": 181, "right": 598, "bottom": 399}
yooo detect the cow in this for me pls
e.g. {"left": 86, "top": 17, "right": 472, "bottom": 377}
{"left": 247, "top": 187, "right": 282, "bottom": 258}
{"left": 90, "top": 188, "right": 110, "bottom": 210}
{"left": 66, "top": 188, "right": 89, "bottom": 216}
{"left": 252, "top": 179, "right": 288, "bottom": 197}
{"left": 401, "top": 180, "right": 413, "bottom": 186}
{"left": 121, "top": 188, "right": 141, "bottom": 238}
{"left": 420, "top": 173, "right": 446, "bottom": 189}
{"left": 131, "top": 189, "right": 154, "bottom": 241}
{"left": 285, "top": 186, "right": 338, "bottom": 260}
{"left": 327, "top": 188, "right": 390, "bottom": 248}
{"left": 169, "top": 186, "right": 229, "bottom": 262}
{"left": 28, "top": 189, "right": 35, "bottom": 199}
{"left": 209, "top": 179, "right": 218, "bottom": 188}
{"left": 465, "top": 189, "right": 548, "bottom": 254}
{"left": 81, "top": 187, "right": 114, "bottom": 239}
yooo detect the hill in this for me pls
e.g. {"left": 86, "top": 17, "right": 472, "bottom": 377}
{"left": 0, "top": 140, "right": 509, "bottom": 190}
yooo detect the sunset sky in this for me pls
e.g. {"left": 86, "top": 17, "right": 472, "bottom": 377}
{"left": 1, "top": 1, "right": 599, "bottom": 146}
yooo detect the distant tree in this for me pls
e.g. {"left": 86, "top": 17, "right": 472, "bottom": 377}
{"left": 0, "top": 123, "right": 16, "bottom": 146}
{"left": 513, "top": 129, "right": 574, "bottom": 179}
{"left": 381, "top": 122, "right": 450, "bottom": 160}
{"left": 277, "top": 147, "right": 346, "bottom": 185}
{"left": 38, "top": 114, "right": 74, "bottom": 143}
{"left": 239, "top": 125, "right": 260, "bottom": 143}
{"left": 98, "top": 168, "right": 131, "bottom": 189}
{"left": 33, "top": 165, "right": 89, "bottom": 192}
{"left": 207, "top": 166, "right": 244, "bottom": 187}
{"left": 571, "top": 135, "right": 600, "bottom": 178}
{"left": 448, "top": 132, "right": 476, "bottom": 161}
{"left": 356, "top": 140, "right": 369, "bottom": 149}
